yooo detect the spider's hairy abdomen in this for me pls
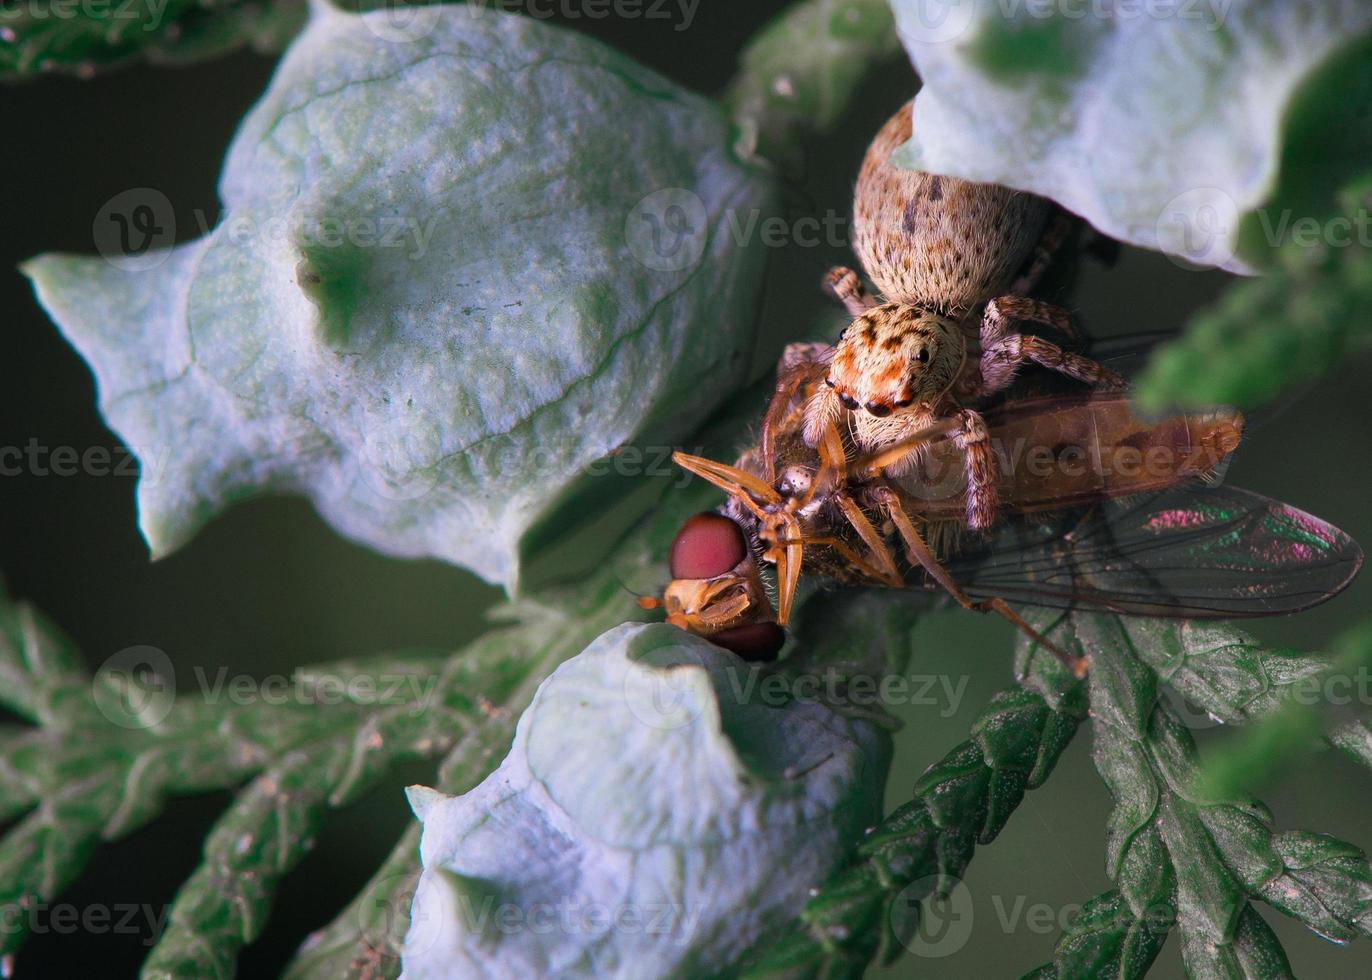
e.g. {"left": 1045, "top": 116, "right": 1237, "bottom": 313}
{"left": 853, "top": 100, "right": 1051, "bottom": 315}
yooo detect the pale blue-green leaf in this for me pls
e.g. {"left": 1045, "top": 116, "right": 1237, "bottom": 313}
{"left": 400, "top": 622, "right": 890, "bottom": 979}
{"left": 887, "top": 0, "right": 1372, "bottom": 272}
{"left": 24, "top": 2, "right": 775, "bottom": 590}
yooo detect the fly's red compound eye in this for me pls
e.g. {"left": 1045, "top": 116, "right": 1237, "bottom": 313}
{"left": 710, "top": 621, "right": 786, "bottom": 662}
{"left": 670, "top": 512, "right": 748, "bottom": 579}
{"left": 667, "top": 513, "right": 787, "bottom": 662}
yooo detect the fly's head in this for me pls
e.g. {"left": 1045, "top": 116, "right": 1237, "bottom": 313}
{"left": 825, "top": 303, "right": 965, "bottom": 417}
{"left": 672, "top": 452, "right": 833, "bottom": 626}
{"left": 644, "top": 511, "right": 785, "bottom": 661}
{"left": 727, "top": 488, "right": 811, "bottom": 626}
{"left": 660, "top": 572, "right": 768, "bottom": 636}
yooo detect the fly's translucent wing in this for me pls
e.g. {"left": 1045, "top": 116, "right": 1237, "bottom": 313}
{"left": 1085, "top": 331, "right": 1304, "bottom": 431}
{"left": 945, "top": 483, "right": 1363, "bottom": 618}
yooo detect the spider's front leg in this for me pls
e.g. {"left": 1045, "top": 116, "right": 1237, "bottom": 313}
{"left": 823, "top": 265, "right": 878, "bottom": 316}
{"left": 762, "top": 342, "right": 831, "bottom": 481}
{"left": 974, "top": 296, "right": 1126, "bottom": 396}
{"left": 950, "top": 408, "right": 998, "bottom": 530}
{"left": 801, "top": 378, "right": 845, "bottom": 452}
{"left": 853, "top": 409, "right": 998, "bottom": 530}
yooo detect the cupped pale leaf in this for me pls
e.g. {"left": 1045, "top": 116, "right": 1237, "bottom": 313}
{"left": 25, "top": 2, "right": 775, "bottom": 589}
{"left": 400, "top": 622, "right": 890, "bottom": 979}
{"left": 888, "top": 0, "right": 1372, "bottom": 272}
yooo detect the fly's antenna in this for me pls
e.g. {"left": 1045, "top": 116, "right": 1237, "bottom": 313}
{"left": 616, "top": 578, "right": 663, "bottom": 611}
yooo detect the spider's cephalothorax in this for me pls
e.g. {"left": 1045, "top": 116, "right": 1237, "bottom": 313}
{"left": 805, "top": 303, "right": 965, "bottom": 464}
{"left": 827, "top": 305, "right": 963, "bottom": 413}
{"left": 783, "top": 99, "right": 1126, "bottom": 529}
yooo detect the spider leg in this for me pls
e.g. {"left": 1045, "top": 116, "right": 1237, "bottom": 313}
{"left": 849, "top": 409, "right": 996, "bottom": 529}
{"left": 778, "top": 341, "right": 832, "bottom": 375}
{"left": 982, "top": 295, "right": 1076, "bottom": 347}
{"left": 823, "top": 265, "right": 878, "bottom": 315}
{"left": 849, "top": 415, "right": 963, "bottom": 475}
{"left": 974, "top": 297, "right": 1127, "bottom": 396}
{"left": 808, "top": 421, "right": 848, "bottom": 502}
{"left": 870, "top": 484, "right": 1087, "bottom": 676}
{"left": 1009, "top": 210, "right": 1077, "bottom": 302}
{"left": 950, "top": 408, "right": 998, "bottom": 530}
{"left": 762, "top": 353, "right": 825, "bottom": 482}
{"left": 802, "top": 381, "right": 846, "bottom": 449}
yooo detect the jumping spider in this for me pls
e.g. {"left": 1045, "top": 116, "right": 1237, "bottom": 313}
{"left": 770, "top": 100, "right": 1126, "bottom": 532}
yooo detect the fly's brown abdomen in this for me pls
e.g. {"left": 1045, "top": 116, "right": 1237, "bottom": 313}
{"left": 896, "top": 393, "right": 1244, "bottom": 519}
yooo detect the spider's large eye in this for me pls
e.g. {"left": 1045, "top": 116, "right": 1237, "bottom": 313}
{"left": 914, "top": 348, "right": 930, "bottom": 364}
{"left": 837, "top": 392, "right": 859, "bottom": 411}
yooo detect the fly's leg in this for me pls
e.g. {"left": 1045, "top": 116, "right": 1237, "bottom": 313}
{"left": 794, "top": 534, "right": 903, "bottom": 588}
{"left": 794, "top": 488, "right": 903, "bottom": 590}
{"left": 769, "top": 485, "right": 904, "bottom": 594}
{"left": 833, "top": 494, "right": 901, "bottom": 580}
{"left": 823, "top": 265, "right": 878, "bottom": 316}
{"left": 975, "top": 298, "right": 1127, "bottom": 396}
{"left": 869, "top": 484, "right": 1089, "bottom": 676}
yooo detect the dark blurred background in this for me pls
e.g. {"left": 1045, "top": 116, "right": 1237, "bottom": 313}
{"left": 3, "top": 2, "right": 1371, "bottom": 976}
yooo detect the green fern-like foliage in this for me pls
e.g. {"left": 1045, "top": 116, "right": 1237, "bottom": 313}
{"left": 744, "top": 615, "right": 1372, "bottom": 979}
{"left": 0, "top": 0, "right": 305, "bottom": 77}
{"left": 0, "top": 547, "right": 673, "bottom": 976}
{"left": 1136, "top": 181, "right": 1372, "bottom": 412}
